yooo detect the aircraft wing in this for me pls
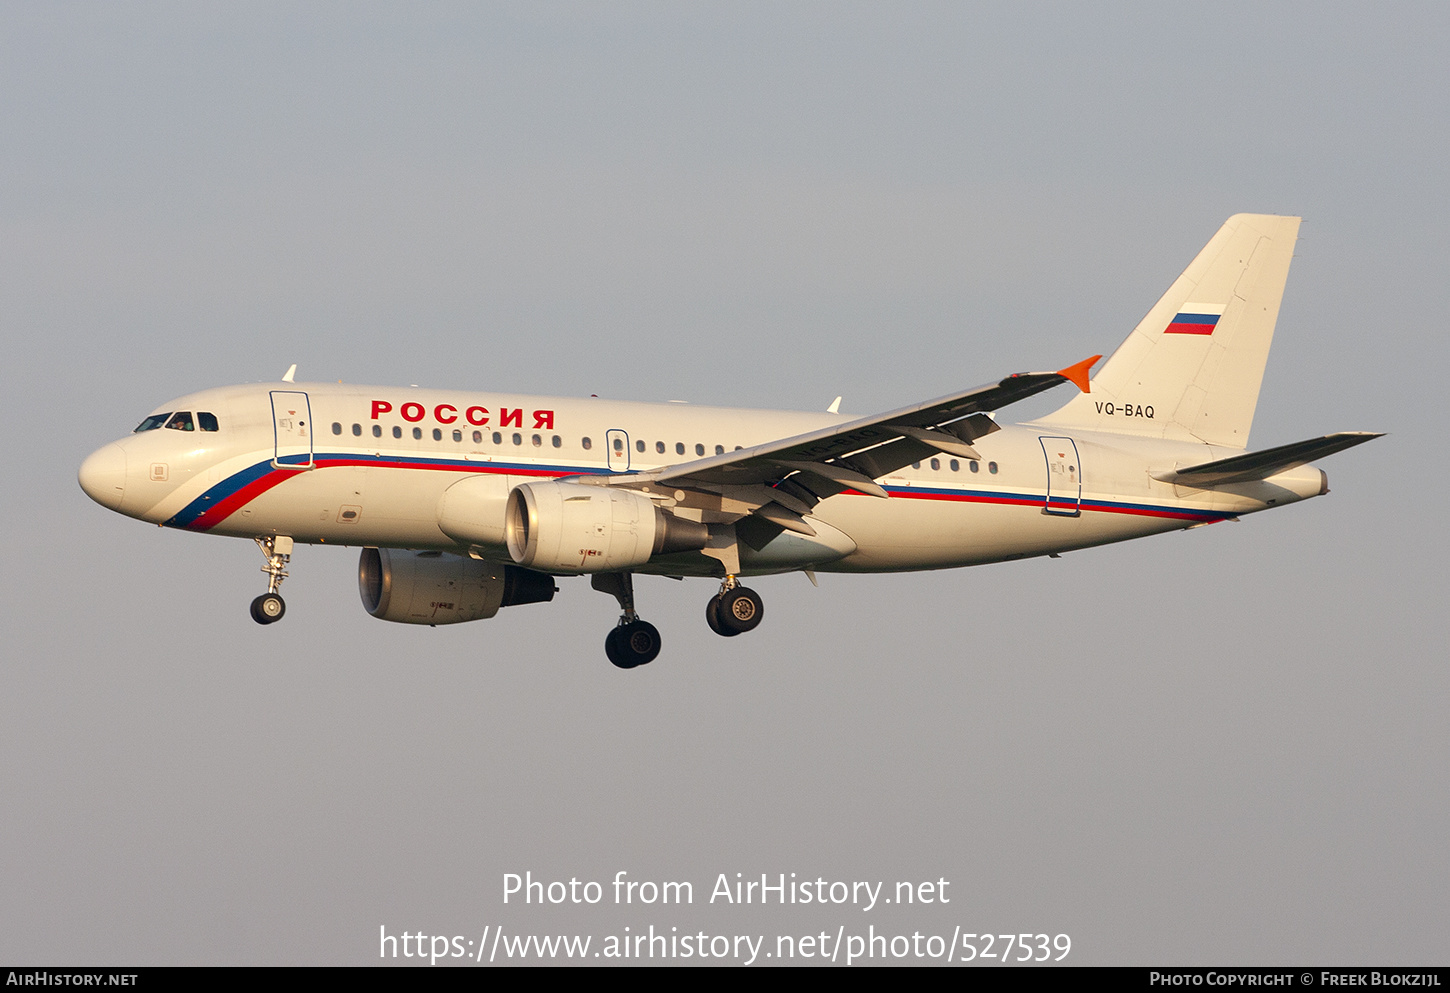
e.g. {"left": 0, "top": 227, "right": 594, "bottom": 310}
{"left": 1151, "top": 432, "right": 1384, "bottom": 487}
{"left": 587, "top": 355, "right": 1099, "bottom": 540}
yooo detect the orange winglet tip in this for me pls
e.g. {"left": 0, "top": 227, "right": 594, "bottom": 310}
{"left": 1056, "top": 354, "right": 1101, "bottom": 394}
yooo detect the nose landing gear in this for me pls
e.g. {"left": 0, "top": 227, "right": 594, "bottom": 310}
{"left": 250, "top": 535, "right": 293, "bottom": 625}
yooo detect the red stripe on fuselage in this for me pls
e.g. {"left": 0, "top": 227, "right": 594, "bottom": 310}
{"left": 183, "top": 458, "right": 577, "bottom": 531}
{"left": 889, "top": 487, "right": 1222, "bottom": 522}
{"left": 185, "top": 458, "right": 1220, "bottom": 532}
{"left": 183, "top": 471, "right": 296, "bottom": 531}
{"left": 899, "top": 488, "right": 1044, "bottom": 509}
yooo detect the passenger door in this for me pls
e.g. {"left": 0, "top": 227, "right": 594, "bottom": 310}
{"left": 270, "top": 391, "right": 314, "bottom": 469}
{"left": 1039, "top": 436, "right": 1081, "bottom": 516}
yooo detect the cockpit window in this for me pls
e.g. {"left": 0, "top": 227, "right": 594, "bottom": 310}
{"left": 134, "top": 413, "right": 172, "bottom": 432}
{"left": 198, "top": 411, "right": 219, "bottom": 432}
{"left": 165, "top": 412, "right": 194, "bottom": 431}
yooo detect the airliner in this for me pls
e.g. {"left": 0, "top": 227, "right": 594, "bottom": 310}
{"left": 79, "top": 214, "right": 1379, "bottom": 668}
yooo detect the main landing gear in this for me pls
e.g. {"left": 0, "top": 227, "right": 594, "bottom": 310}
{"left": 705, "top": 577, "right": 763, "bottom": 638}
{"left": 592, "top": 572, "right": 661, "bottom": 669}
{"left": 591, "top": 572, "right": 766, "bottom": 668}
{"left": 606, "top": 621, "right": 662, "bottom": 669}
{"left": 250, "top": 535, "right": 293, "bottom": 625}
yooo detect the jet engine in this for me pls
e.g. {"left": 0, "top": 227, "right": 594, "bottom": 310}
{"left": 505, "top": 480, "right": 709, "bottom": 574}
{"left": 358, "top": 547, "right": 555, "bottom": 624}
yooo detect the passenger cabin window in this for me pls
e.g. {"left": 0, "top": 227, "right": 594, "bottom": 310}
{"left": 165, "top": 412, "right": 194, "bottom": 432}
{"left": 636, "top": 440, "right": 645, "bottom": 453}
{"left": 134, "top": 413, "right": 171, "bottom": 432}
{"left": 332, "top": 422, "right": 343, "bottom": 435}
{"left": 655, "top": 441, "right": 665, "bottom": 454}
{"left": 393, "top": 426, "right": 403, "bottom": 439}
{"left": 373, "top": 425, "right": 383, "bottom": 438}
{"left": 695, "top": 443, "right": 705, "bottom": 456}
{"left": 352, "top": 423, "right": 362, "bottom": 436}
{"left": 198, "top": 412, "right": 219, "bottom": 432}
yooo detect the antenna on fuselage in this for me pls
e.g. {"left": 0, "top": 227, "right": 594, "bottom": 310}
{"left": 281, "top": 364, "right": 297, "bottom": 383}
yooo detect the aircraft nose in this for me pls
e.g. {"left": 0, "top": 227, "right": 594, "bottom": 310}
{"left": 79, "top": 443, "right": 127, "bottom": 510}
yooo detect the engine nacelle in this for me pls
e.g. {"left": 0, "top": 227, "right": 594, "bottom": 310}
{"left": 505, "top": 480, "right": 710, "bottom": 574}
{"left": 358, "top": 547, "right": 555, "bottom": 625}
{"left": 436, "top": 473, "right": 512, "bottom": 551}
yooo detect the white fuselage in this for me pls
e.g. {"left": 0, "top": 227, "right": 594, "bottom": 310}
{"left": 79, "top": 381, "right": 1326, "bottom": 578}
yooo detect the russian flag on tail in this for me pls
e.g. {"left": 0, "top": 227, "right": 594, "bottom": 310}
{"left": 1164, "top": 302, "right": 1226, "bottom": 335}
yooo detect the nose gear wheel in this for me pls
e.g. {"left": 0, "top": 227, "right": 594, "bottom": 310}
{"left": 250, "top": 593, "right": 286, "bottom": 624}
{"left": 250, "top": 535, "right": 293, "bottom": 625}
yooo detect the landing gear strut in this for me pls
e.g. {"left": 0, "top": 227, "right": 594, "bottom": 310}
{"left": 250, "top": 535, "right": 293, "bottom": 625}
{"left": 591, "top": 572, "right": 661, "bottom": 669}
{"left": 706, "top": 576, "right": 763, "bottom": 637}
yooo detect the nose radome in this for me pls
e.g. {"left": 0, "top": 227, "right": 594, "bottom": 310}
{"left": 79, "top": 443, "right": 127, "bottom": 511}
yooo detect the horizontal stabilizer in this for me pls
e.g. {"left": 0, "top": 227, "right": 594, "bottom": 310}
{"left": 1151, "top": 432, "right": 1383, "bottom": 487}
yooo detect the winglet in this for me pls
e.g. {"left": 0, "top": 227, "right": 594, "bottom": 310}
{"left": 282, "top": 363, "right": 297, "bottom": 383}
{"left": 1056, "top": 355, "right": 1101, "bottom": 394}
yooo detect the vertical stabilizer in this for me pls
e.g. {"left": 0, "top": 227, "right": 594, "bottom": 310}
{"left": 1035, "top": 214, "right": 1300, "bottom": 449}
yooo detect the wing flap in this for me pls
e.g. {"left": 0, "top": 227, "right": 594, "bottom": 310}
{"left": 772, "top": 460, "right": 889, "bottom": 499}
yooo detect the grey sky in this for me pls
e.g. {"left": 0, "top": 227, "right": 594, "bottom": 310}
{"left": 2, "top": 2, "right": 1444, "bottom": 965}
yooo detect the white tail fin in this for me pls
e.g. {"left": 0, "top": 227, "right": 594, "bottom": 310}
{"left": 1035, "top": 213, "right": 1300, "bottom": 449}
